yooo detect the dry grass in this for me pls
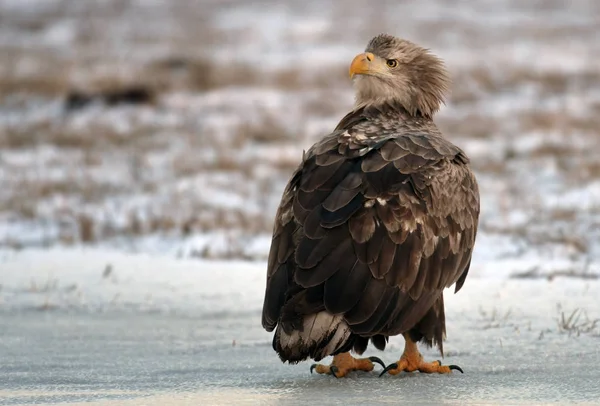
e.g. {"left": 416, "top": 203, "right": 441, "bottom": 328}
{"left": 478, "top": 307, "right": 515, "bottom": 330}
{"left": 147, "top": 58, "right": 261, "bottom": 92}
{"left": 578, "top": 161, "right": 600, "bottom": 182}
{"left": 0, "top": 119, "right": 174, "bottom": 150}
{"left": 1, "top": 0, "right": 599, "bottom": 260}
{"left": 0, "top": 73, "right": 69, "bottom": 101}
{"left": 437, "top": 114, "right": 502, "bottom": 140}
{"left": 557, "top": 309, "right": 600, "bottom": 337}
{"left": 0, "top": 51, "right": 345, "bottom": 106}
{"left": 511, "top": 265, "right": 599, "bottom": 281}
{"left": 452, "top": 66, "right": 600, "bottom": 99}
{"left": 0, "top": 50, "right": 71, "bottom": 100}
{"left": 56, "top": 211, "right": 263, "bottom": 247}
{"left": 518, "top": 110, "right": 600, "bottom": 134}
{"left": 150, "top": 54, "right": 348, "bottom": 92}
{"left": 234, "top": 115, "right": 294, "bottom": 145}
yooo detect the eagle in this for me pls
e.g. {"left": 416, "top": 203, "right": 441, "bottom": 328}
{"left": 261, "top": 34, "right": 480, "bottom": 377}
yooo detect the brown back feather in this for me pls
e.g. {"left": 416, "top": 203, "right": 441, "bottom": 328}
{"left": 261, "top": 104, "right": 479, "bottom": 357}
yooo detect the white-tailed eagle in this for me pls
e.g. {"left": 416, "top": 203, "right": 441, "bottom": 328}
{"left": 262, "top": 34, "right": 480, "bottom": 377}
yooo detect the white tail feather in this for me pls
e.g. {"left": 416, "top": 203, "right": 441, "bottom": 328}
{"left": 275, "top": 312, "right": 351, "bottom": 362}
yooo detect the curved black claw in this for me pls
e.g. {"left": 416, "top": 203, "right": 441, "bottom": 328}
{"left": 379, "top": 362, "right": 398, "bottom": 377}
{"left": 310, "top": 364, "right": 339, "bottom": 377}
{"left": 368, "top": 356, "right": 386, "bottom": 369}
{"left": 329, "top": 365, "right": 339, "bottom": 378}
{"left": 449, "top": 365, "right": 464, "bottom": 373}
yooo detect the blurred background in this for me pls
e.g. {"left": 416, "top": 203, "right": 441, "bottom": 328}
{"left": 1, "top": 1, "right": 600, "bottom": 404}
{"left": 1, "top": 0, "right": 599, "bottom": 267}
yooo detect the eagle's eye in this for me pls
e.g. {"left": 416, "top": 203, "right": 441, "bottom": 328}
{"left": 386, "top": 59, "right": 398, "bottom": 68}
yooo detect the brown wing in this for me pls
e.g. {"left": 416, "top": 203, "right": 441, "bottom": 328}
{"left": 261, "top": 114, "right": 479, "bottom": 340}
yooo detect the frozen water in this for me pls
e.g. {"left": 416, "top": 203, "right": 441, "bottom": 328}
{"left": 1, "top": 249, "right": 599, "bottom": 405}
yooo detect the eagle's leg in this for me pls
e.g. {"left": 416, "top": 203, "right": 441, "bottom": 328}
{"left": 379, "top": 334, "right": 463, "bottom": 376}
{"left": 310, "top": 352, "right": 385, "bottom": 378}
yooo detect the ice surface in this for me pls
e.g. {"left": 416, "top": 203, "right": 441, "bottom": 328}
{"left": 1, "top": 249, "right": 600, "bottom": 405}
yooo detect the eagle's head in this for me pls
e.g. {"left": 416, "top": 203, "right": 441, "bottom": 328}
{"left": 349, "top": 34, "right": 450, "bottom": 117}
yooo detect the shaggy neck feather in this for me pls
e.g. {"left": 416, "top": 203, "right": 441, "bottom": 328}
{"left": 353, "top": 72, "right": 448, "bottom": 118}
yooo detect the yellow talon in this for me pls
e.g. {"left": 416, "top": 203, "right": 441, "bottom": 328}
{"left": 310, "top": 352, "right": 385, "bottom": 378}
{"left": 380, "top": 335, "right": 463, "bottom": 376}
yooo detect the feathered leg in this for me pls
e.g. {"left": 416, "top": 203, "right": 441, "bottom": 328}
{"left": 310, "top": 352, "right": 385, "bottom": 378}
{"left": 379, "top": 334, "right": 463, "bottom": 376}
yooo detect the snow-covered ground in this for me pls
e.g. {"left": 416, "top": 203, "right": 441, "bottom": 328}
{"left": 1, "top": 0, "right": 599, "bottom": 266}
{"left": 1, "top": 248, "right": 599, "bottom": 315}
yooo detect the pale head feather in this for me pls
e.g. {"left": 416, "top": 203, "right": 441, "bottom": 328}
{"left": 353, "top": 34, "right": 451, "bottom": 118}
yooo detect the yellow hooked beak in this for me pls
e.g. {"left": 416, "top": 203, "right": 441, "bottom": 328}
{"left": 349, "top": 52, "right": 381, "bottom": 78}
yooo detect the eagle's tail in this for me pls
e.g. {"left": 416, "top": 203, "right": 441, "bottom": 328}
{"left": 273, "top": 312, "right": 351, "bottom": 363}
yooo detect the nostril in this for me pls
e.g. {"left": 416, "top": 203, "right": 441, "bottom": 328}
{"left": 366, "top": 54, "right": 372, "bottom": 61}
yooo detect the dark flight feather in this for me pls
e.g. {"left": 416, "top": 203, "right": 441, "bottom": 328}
{"left": 324, "top": 260, "right": 371, "bottom": 314}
